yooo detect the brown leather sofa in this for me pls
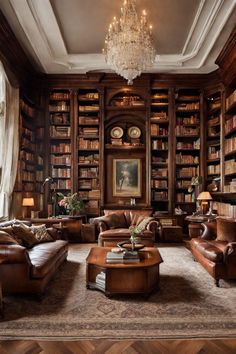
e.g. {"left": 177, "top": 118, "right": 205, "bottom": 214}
{"left": 190, "top": 218, "right": 236, "bottom": 286}
{"left": 92, "top": 209, "right": 161, "bottom": 247}
{"left": 0, "top": 220, "right": 68, "bottom": 295}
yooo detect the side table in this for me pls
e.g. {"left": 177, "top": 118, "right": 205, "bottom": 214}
{"left": 185, "top": 215, "right": 217, "bottom": 238}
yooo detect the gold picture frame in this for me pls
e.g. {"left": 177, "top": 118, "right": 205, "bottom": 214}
{"left": 113, "top": 158, "right": 141, "bottom": 197}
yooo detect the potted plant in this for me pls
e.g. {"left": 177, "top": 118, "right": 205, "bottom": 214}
{"left": 58, "top": 193, "right": 85, "bottom": 216}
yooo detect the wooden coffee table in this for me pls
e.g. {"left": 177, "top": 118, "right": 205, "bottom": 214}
{"left": 86, "top": 247, "right": 163, "bottom": 297}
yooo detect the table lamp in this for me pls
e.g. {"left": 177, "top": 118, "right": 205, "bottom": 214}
{"left": 197, "top": 192, "right": 212, "bottom": 215}
{"left": 22, "top": 197, "right": 34, "bottom": 219}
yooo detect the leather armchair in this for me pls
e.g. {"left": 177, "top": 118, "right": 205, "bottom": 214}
{"left": 190, "top": 218, "right": 236, "bottom": 286}
{"left": 93, "top": 209, "right": 161, "bottom": 247}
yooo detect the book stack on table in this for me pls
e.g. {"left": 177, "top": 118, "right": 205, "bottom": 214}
{"left": 95, "top": 271, "right": 106, "bottom": 288}
{"left": 106, "top": 251, "right": 140, "bottom": 263}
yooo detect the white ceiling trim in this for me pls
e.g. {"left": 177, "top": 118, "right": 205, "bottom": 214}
{"left": 8, "top": 0, "right": 236, "bottom": 74}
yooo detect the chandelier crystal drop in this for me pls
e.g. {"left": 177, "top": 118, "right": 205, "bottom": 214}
{"left": 103, "top": 0, "right": 156, "bottom": 85}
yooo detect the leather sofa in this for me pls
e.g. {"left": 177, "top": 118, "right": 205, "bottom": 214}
{"left": 0, "top": 219, "right": 68, "bottom": 295}
{"left": 92, "top": 209, "right": 161, "bottom": 247}
{"left": 190, "top": 217, "right": 236, "bottom": 286}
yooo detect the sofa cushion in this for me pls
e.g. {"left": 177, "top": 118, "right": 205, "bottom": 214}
{"left": 0, "top": 230, "right": 19, "bottom": 245}
{"left": 194, "top": 240, "right": 223, "bottom": 263}
{"left": 12, "top": 224, "right": 39, "bottom": 248}
{"left": 216, "top": 218, "right": 236, "bottom": 243}
{"left": 130, "top": 210, "right": 153, "bottom": 225}
{"left": 102, "top": 213, "right": 127, "bottom": 228}
{"left": 30, "top": 224, "right": 53, "bottom": 242}
{"left": 28, "top": 240, "right": 68, "bottom": 278}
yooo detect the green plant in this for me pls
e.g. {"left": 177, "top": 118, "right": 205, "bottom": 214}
{"left": 58, "top": 193, "right": 85, "bottom": 214}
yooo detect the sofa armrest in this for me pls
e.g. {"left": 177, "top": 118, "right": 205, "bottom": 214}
{"left": 200, "top": 221, "right": 217, "bottom": 240}
{"left": 0, "top": 245, "right": 31, "bottom": 264}
{"left": 146, "top": 220, "right": 162, "bottom": 235}
{"left": 223, "top": 242, "right": 236, "bottom": 264}
{"left": 98, "top": 220, "right": 109, "bottom": 233}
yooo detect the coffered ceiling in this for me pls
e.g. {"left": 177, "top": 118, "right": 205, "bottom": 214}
{"left": 0, "top": 0, "right": 235, "bottom": 74}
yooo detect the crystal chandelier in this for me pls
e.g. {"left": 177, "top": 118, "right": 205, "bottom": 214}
{"left": 103, "top": 0, "right": 156, "bottom": 85}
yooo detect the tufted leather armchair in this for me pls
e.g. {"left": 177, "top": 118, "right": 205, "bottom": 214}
{"left": 92, "top": 209, "right": 161, "bottom": 247}
{"left": 190, "top": 218, "right": 236, "bottom": 286}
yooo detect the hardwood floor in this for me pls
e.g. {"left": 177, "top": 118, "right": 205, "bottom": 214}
{"left": 0, "top": 339, "right": 236, "bottom": 354}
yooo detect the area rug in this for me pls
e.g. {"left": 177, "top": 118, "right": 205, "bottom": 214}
{"left": 0, "top": 244, "right": 236, "bottom": 340}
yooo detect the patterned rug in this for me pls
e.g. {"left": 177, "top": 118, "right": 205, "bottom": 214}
{"left": 0, "top": 244, "right": 236, "bottom": 340}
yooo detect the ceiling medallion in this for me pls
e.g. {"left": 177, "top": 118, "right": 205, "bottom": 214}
{"left": 103, "top": 0, "right": 156, "bottom": 85}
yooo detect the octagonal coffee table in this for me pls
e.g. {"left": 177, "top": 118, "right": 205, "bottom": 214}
{"left": 86, "top": 246, "right": 163, "bottom": 297}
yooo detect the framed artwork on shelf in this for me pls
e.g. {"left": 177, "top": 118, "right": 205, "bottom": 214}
{"left": 113, "top": 158, "right": 141, "bottom": 197}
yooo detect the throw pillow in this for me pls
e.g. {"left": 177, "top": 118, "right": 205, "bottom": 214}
{"left": 0, "top": 226, "right": 24, "bottom": 245}
{"left": 12, "top": 224, "right": 39, "bottom": 248}
{"left": 216, "top": 218, "right": 236, "bottom": 243}
{"left": 135, "top": 217, "right": 154, "bottom": 231}
{"left": 0, "top": 230, "right": 19, "bottom": 245}
{"left": 30, "top": 224, "right": 53, "bottom": 243}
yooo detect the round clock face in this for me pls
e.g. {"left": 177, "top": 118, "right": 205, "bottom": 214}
{"left": 110, "top": 126, "right": 124, "bottom": 139}
{"left": 128, "top": 126, "right": 141, "bottom": 138}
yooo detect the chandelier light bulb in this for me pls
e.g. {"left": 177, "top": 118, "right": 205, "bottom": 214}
{"left": 103, "top": 0, "right": 156, "bottom": 85}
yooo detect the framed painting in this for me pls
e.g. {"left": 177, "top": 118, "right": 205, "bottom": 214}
{"left": 113, "top": 158, "right": 141, "bottom": 197}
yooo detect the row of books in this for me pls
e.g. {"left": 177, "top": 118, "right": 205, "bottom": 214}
{"left": 50, "top": 126, "right": 71, "bottom": 137}
{"left": 49, "top": 102, "right": 69, "bottom": 112}
{"left": 225, "top": 136, "right": 236, "bottom": 154}
{"left": 177, "top": 167, "right": 199, "bottom": 177}
{"left": 51, "top": 179, "right": 71, "bottom": 190}
{"left": 79, "top": 127, "right": 99, "bottom": 136}
{"left": 20, "top": 100, "right": 35, "bottom": 118}
{"left": 78, "top": 138, "right": 99, "bottom": 150}
{"left": 79, "top": 105, "right": 99, "bottom": 112}
{"left": 208, "top": 126, "right": 220, "bottom": 137}
{"left": 176, "top": 116, "right": 199, "bottom": 125}
{"left": 111, "top": 95, "right": 143, "bottom": 106}
{"left": 225, "top": 115, "right": 236, "bottom": 134}
{"left": 36, "top": 170, "right": 44, "bottom": 181}
{"left": 175, "top": 126, "right": 199, "bottom": 136}
{"left": 207, "top": 164, "right": 220, "bottom": 175}
{"left": 208, "top": 146, "right": 220, "bottom": 160}
{"left": 226, "top": 90, "right": 236, "bottom": 111}
{"left": 50, "top": 113, "right": 70, "bottom": 125}
{"left": 176, "top": 139, "right": 200, "bottom": 149}
{"left": 176, "top": 180, "right": 191, "bottom": 188}
{"left": 152, "top": 140, "right": 168, "bottom": 150}
{"left": 21, "top": 138, "right": 35, "bottom": 151}
{"left": 50, "top": 92, "right": 70, "bottom": 100}
{"left": 176, "top": 154, "right": 199, "bottom": 164}
{"left": 212, "top": 201, "right": 236, "bottom": 218}
{"left": 151, "top": 124, "right": 168, "bottom": 136}
{"left": 20, "top": 150, "right": 34, "bottom": 162}
{"left": 152, "top": 191, "right": 168, "bottom": 200}
{"left": 51, "top": 155, "right": 71, "bottom": 165}
{"left": 227, "top": 178, "right": 236, "bottom": 192}
{"left": 152, "top": 156, "right": 167, "bottom": 163}
{"left": 22, "top": 127, "right": 34, "bottom": 141}
{"left": 225, "top": 159, "right": 236, "bottom": 175}
{"left": 85, "top": 200, "right": 99, "bottom": 210}
{"left": 22, "top": 171, "right": 34, "bottom": 181}
{"left": 209, "top": 100, "right": 221, "bottom": 111}
{"left": 37, "top": 156, "right": 43, "bottom": 165}
{"left": 152, "top": 169, "right": 168, "bottom": 177}
{"left": 208, "top": 116, "right": 220, "bottom": 126}
{"left": 151, "top": 93, "right": 168, "bottom": 100}
{"left": 78, "top": 167, "right": 98, "bottom": 178}
{"left": 78, "top": 154, "right": 99, "bottom": 164}
{"left": 51, "top": 168, "right": 71, "bottom": 178}
{"left": 176, "top": 102, "right": 199, "bottom": 111}
{"left": 51, "top": 143, "right": 71, "bottom": 153}
{"left": 175, "top": 95, "right": 199, "bottom": 101}
{"left": 78, "top": 93, "right": 99, "bottom": 100}
{"left": 79, "top": 179, "right": 99, "bottom": 189}
{"left": 151, "top": 112, "right": 168, "bottom": 120}
{"left": 176, "top": 193, "right": 194, "bottom": 202}
{"left": 23, "top": 183, "right": 35, "bottom": 192}
{"left": 22, "top": 161, "right": 34, "bottom": 172}
{"left": 151, "top": 179, "right": 168, "bottom": 188}
{"left": 78, "top": 189, "right": 100, "bottom": 199}
{"left": 78, "top": 116, "right": 99, "bottom": 125}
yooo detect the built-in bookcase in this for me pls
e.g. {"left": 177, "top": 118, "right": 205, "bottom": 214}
{"left": 150, "top": 88, "right": 169, "bottom": 213}
{"left": 174, "top": 89, "right": 201, "bottom": 213}
{"left": 77, "top": 89, "right": 101, "bottom": 216}
{"left": 48, "top": 89, "right": 72, "bottom": 194}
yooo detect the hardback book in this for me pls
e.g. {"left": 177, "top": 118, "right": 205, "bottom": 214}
{"left": 106, "top": 251, "right": 140, "bottom": 263}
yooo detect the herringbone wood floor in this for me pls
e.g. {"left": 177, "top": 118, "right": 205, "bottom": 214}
{"left": 0, "top": 339, "right": 236, "bottom": 354}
